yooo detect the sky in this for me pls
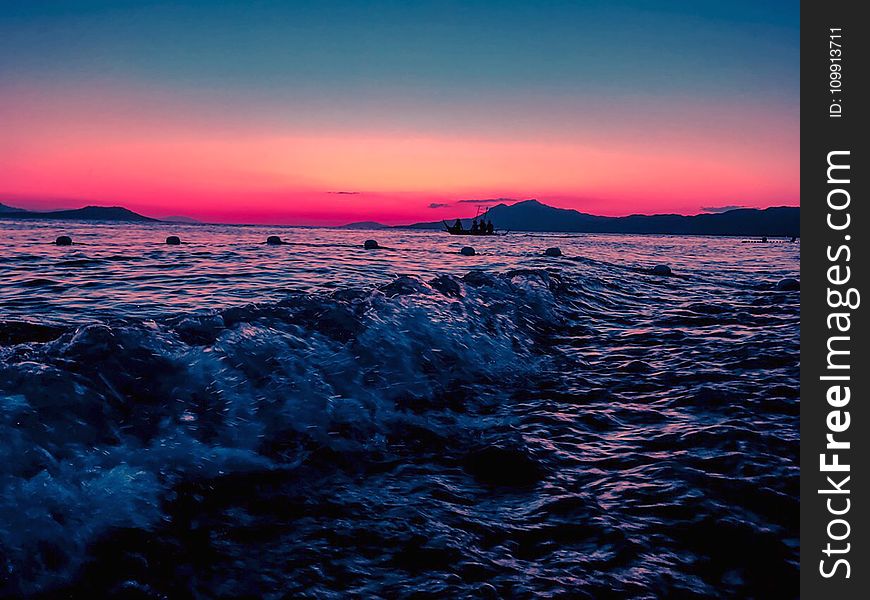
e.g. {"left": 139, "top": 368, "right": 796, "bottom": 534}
{"left": 0, "top": 0, "right": 799, "bottom": 225}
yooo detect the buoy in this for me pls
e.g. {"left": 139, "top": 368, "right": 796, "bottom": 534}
{"left": 266, "top": 236, "right": 283, "bottom": 245}
{"left": 651, "top": 264, "right": 671, "bottom": 276}
{"left": 55, "top": 235, "right": 72, "bottom": 246}
{"left": 775, "top": 277, "right": 800, "bottom": 291}
{"left": 364, "top": 239, "right": 380, "bottom": 249}
{"left": 460, "top": 246, "right": 475, "bottom": 256}
{"left": 166, "top": 235, "right": 181, "bottom": 245}
{"left": 544, "top": 247, "right": 562, "bottom": 257}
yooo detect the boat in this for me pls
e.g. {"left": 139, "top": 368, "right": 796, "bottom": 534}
{"left": 442, "top": 206, "right": 502, "bottom": 236}
{"left": 442, "top": 221, "right": 498, "bottom": 235}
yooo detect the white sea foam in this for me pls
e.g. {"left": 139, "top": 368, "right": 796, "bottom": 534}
{"left": 1, "top": 271, "right": 562, "bottom": 594}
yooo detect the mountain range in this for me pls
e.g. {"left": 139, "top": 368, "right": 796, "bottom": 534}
{"left": 1, "top": 200, "right": 799, "bottom": 236}
{"left": 402, "top": 200, "right": 799, "bottom": 237}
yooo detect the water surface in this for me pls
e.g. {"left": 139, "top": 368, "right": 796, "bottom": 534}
{"left": 0, "top": 221, "right": 799, "bottom": 598}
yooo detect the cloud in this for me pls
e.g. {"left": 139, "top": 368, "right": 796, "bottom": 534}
{"left": 456, "top": 197, "right": 517, "bottom": 205}
{"left": 701, "top": 205, "right": 746, "bottom": 213}
{"left": 328, "top": 191, "right": 361, "bottom": 195}
{"left": 428, "top": 202, "right": 450, "bottom": 209}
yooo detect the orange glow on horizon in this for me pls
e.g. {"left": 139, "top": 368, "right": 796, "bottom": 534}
{"left": 1, "top": 83, "right": 799, "bottom": 224}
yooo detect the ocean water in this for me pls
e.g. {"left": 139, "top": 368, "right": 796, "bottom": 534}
{"left": 0, "top": 221, "right": 799, "bottom": 598}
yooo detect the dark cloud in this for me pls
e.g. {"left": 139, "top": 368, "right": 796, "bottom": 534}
{"left": 456, "top": 197, "right": 517, "bottom": 204}
{"left": 701, "top": 205, "right": 746, "bottom": 213}
{"left": 328, "top": 191, "right": 361, "bottom": 195}
{"left": 428, "top": 202, "right": 450, "bottom": 209}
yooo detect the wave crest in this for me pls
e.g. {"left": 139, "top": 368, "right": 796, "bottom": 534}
{"left": 0, "top": 269, "right": 567, "bottom": 594}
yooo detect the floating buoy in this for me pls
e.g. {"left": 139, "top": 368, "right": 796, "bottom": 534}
{"left": 651, "top": 264, "right": 671, "bottom": 276}
{"left": 55, "top": 235, "right": 72, "bottom": 246}
{"left": 364, "top": 239, "right": 380, "bottom": 249}
{"left": 775, "top": 277, "right": 800, "bottom": 291}
{"left": 544, "top": 247, "right": 562, "bottom": 257}
{"left": 266, "top": 236, "right": 283, "bottom": 245}
{"left": 166, "top": 235, "right": 181, "bottom": 245}
{"left": 460, "top": 246, "right": 475, "bottom": 256}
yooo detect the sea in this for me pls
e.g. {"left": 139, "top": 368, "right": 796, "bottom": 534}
{"left": 0, "top": 220, "right": 800, "bottom": 598}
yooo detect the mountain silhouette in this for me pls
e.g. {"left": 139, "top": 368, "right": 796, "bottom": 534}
{"left": 0, "top": 199, "right": 799, "bottom": 235}
{"left": 406, "top": 199, "right": 798, "bottom": 236}
{"left": 0, "top": 202, "right": 28, "bottom": 213}
{"left": 338, "top": 220, "right": 391, "bottom": 230}
{"left": 0, "top": 205, "right": 157, "bottom": 222}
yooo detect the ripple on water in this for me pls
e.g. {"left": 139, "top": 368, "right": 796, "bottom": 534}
{"left": 0, "top": 223, "right": 799, "bottom": 598}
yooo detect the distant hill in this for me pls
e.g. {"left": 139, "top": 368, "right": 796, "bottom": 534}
{"left": 0, "top": 205, "right": 158, "bottom": 222}
{"left": 405, "top": 200, "right": 799, "bottom": 237}
{"left": 0, "top": 202, "right": 28, "bottom": 213}
{"left": 338, "top": 221, "right": 390, "bottom": 229}
{"left": 0, "top": 199, "right": 800, "bottom": 235}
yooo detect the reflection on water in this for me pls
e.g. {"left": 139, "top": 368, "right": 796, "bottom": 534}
{"left": 0, "top": 220, "right": 797, "bottom": 324}
{"left": 0, "top": 220, "right": 799, "bottom": 598}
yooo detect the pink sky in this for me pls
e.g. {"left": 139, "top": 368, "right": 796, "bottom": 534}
{"left": 1, "top": 81, "right": 799, "bottom": 225}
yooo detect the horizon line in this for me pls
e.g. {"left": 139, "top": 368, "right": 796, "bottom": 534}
{"left": 0, "top": 198, "right": 801, "bottom": 228}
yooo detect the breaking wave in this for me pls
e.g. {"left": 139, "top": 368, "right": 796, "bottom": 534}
{"left": 0, "top": 252, "right": 799, "bottom": 598}
{"left": 1, "top": 270, "right": 572, "bottom": 595}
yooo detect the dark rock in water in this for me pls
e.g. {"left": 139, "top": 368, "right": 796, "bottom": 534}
{"left": 460, "top": 246, "right": 475, "bottom": 256}
{"left": 463, "top": 446, "right": 544, "bottom": 486}
{"left": 364, "top": 239, "right": 380, "bottom": 249}
{"left": 544, "top": 247, "right": 562, "bottom": 257}
{"left": 651, "top": 264, "right": 672, "bottom": 276}
{"left": 775, "top": 277, "right": 800, "bottom": 291}
{"left": 266, "top": 235, "right": 283, "bottom": 245}
{"left": 55, "top": 235, "right": 72, "bottom": 246}
{"left": 165, "top": 236, "right": 181, "bottom": 245}
{"left": 478, "top": 583, "right": 499, "bottom": 599}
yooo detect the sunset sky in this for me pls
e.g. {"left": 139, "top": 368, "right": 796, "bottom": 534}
{"left": 1, "top": 0, "right": 799, "bottom": 225}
